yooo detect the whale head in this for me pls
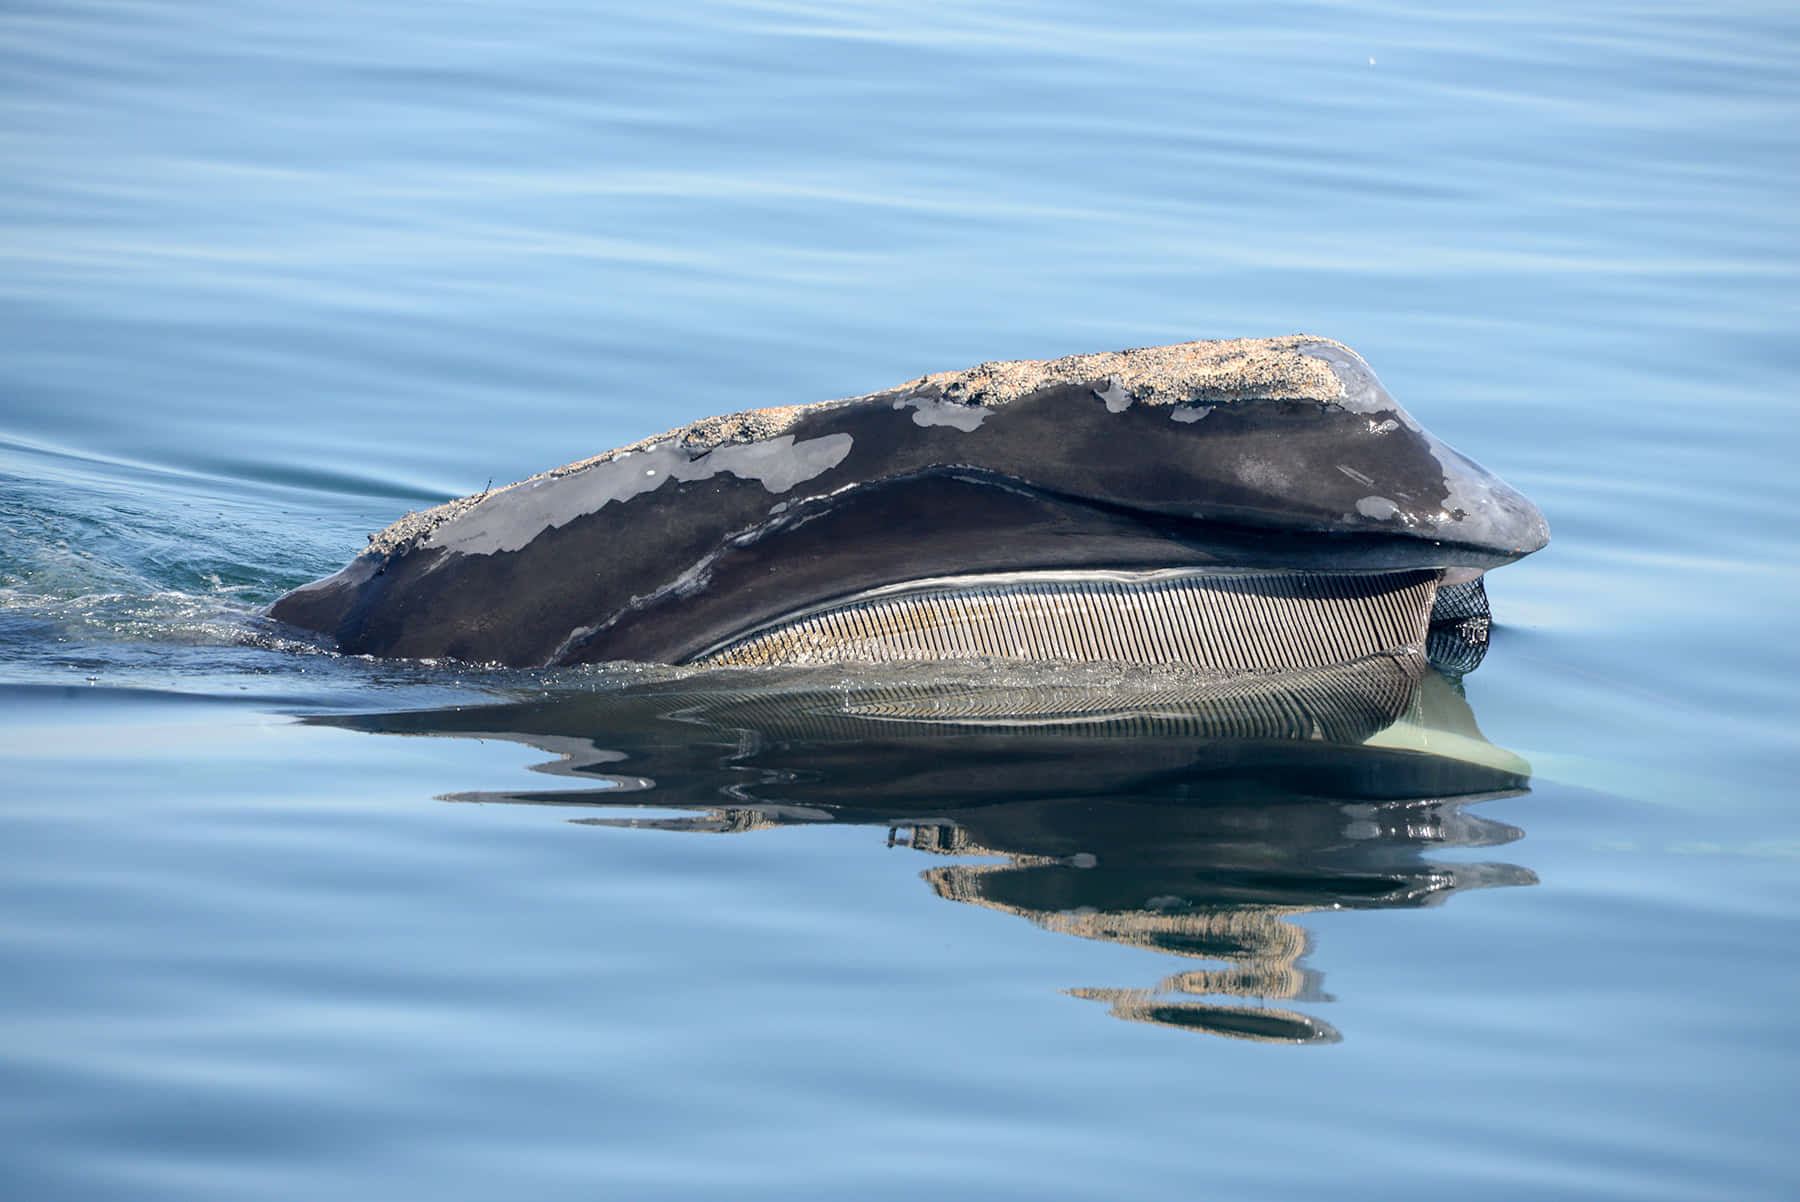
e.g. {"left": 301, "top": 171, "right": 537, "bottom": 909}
{"left": 269, "top": 337, "right": 1547, "bottom": 669}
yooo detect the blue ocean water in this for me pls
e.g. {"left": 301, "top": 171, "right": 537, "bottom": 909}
{"left": 2, "top": 1, "right": 1797, "bottom": 1199}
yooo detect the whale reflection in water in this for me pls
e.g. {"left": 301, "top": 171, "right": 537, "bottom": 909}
{"left": 317, "top": 648, "right": 1535, "bottom": 1045}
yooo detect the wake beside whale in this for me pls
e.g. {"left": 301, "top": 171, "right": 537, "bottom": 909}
{"left": 269, "top": 337, "right": 1548, "bottom": 669}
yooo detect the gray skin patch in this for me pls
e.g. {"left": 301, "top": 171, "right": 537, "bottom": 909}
{"left": 893, "top": 395, "right": 990, "bottom": 431}
{"left": 1170, "top": 405, "right": 1213, "bottom": 424}
{"left": 1296, "top": 340, "right": 1549, "bottom": 555}
{"left": 1293, "top": 340, "right": 1418, "bottom": 426}
{"left": 1235, "top": 457, "right": 1297, "bottom": 494}
{"left": 1355, "top": 495, "right": 1402, "bottom": 521}
{"left": 427, "top": 433, "right": 853, "bottom": 556}
{"left": 1094, "top": 378, "right": 1133, "bottom": 413}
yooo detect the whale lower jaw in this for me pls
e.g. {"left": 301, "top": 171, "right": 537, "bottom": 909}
{"left": 692, "top": 566, "right": 1449, "bottom": 671}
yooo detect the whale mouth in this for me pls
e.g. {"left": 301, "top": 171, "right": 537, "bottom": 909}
{"left": 694, "top": 565, "right": 1482, "bottom": 674}
{"left": 266, "top": 338, "right": 1542, "bottom": 671}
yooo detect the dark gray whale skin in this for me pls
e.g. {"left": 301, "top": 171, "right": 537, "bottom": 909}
{"left": 269, "top": 339, "right": 1548, "bottom": 667}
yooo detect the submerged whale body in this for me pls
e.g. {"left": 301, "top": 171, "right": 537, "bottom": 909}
{"left": 269, "top": 337, "right": 1548, "bottom": 668}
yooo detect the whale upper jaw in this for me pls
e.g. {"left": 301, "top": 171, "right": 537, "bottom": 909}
{"left": 267, "top": 337, "right": 1549, "bottom": 668}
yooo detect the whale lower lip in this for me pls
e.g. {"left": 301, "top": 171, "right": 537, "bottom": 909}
{"left": 268, "top": 337, "right": 1548, "bottom": 669}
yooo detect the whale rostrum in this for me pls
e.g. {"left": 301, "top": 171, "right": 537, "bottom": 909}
{"left": 268, "top": 336, "right": 1549, "bottom": 668}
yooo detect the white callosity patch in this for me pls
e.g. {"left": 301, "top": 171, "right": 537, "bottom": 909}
{"left": 426, "top": 433, "right": 854, "bottom": 556}
{"left": 1093, "top": 378, "right": 1133, "bottom": 413}
{"left": 893, "top": 395, "right": 990, "bottom": 431}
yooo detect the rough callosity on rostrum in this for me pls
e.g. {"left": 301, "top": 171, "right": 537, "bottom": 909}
{"left": 362, "top": 336, "right": 1360, "bottom": 559}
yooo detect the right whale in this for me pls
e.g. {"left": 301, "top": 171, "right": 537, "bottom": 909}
{"left": 269, "top": 336, "right": 1548, "bottom": 669}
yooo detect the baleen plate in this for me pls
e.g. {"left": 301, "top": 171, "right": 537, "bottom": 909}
{"left": 698, "top": 569, "right": 1440, "bottom": 670}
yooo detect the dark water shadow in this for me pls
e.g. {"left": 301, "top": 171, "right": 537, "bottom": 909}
{"left": 312, "top": 651, "right": 1534, "bottom": 1045}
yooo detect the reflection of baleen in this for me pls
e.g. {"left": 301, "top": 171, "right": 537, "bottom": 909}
{"left": 677, "top": 649, "right": 1428, "bottom": 745}
{"left": 312, "top": 640, "right": 1536, "bottom": 1046}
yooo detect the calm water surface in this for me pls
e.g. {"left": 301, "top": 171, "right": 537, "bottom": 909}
{"left": 3, "top": 2, "right": 1797, "bottom": 1198}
